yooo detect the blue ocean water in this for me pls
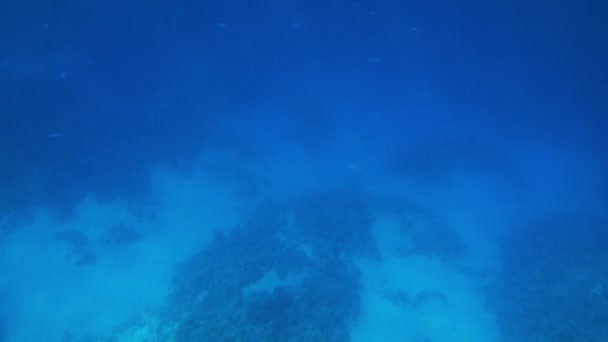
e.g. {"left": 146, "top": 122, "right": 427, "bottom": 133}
{"left": 1, "top": 0, "right": 607, "bottom": 341}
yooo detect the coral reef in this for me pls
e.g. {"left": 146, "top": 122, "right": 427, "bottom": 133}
{"left": 373, "top": 195, "right": 467, "bottom": 263}
{"left": 486, "top": 216, "right": 608, "bottom": 341}
{"left": 384, "top": 289, "right": 448, "bottom": 311}
{"left": 55, "top": 229, "right": 95, "bottom": 265}
{"left": 61, "top": 190, "right": 469, "bottom": 341}
{"left": 386, "top": 136, "right": 519, "bottom": 186}
{"left": 100, "top": 224, "right": 142, "bottom": 246}
{"left": 292, "top": 190, "right": 379, "bottom": 260}
{"left": 163, "top": 193, "right": 369, "bottom": 341}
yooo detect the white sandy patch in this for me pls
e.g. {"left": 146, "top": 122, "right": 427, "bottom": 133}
{"left": 0, "top": 166, "right": 243, "bottom": 341}
{"left": 351, "top": 215, "right": 498, "bottom": 342}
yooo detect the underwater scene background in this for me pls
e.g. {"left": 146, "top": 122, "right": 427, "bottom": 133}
{"left": 1, "top": 0, "right": 607, "bottom": 341}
